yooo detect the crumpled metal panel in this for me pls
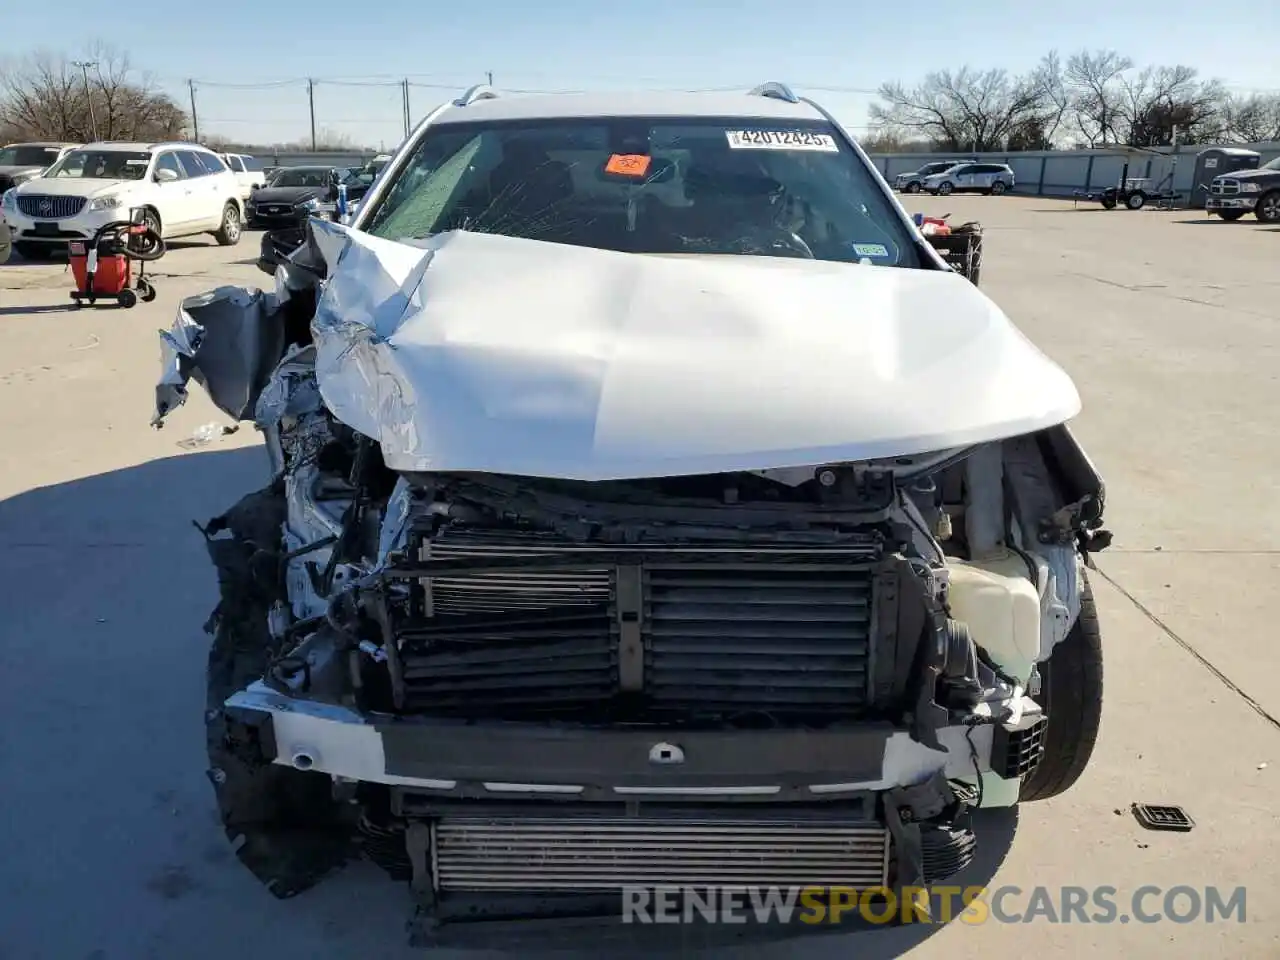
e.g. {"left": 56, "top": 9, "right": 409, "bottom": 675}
{"left": 304, "top": 219, "right": 1081, "bottom": 482}
{"left": 152, "top": 285, "right": 286, "bottom": 427}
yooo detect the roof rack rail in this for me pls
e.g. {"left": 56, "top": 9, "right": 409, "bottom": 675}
{"left": 748, "top": 82, "right": 799, "bottom": 104}
{"left": 454, "top": 84, "right": 499, "bottom": 107}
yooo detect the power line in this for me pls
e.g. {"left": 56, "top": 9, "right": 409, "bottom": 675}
{"left": 202, "top": 117, "right": 405, "bottom": 124}
{"left": 173, "top": 74, "right": 882, "bottom": 95}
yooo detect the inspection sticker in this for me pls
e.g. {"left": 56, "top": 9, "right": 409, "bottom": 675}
{"left": 852, "top": 242, "right": 890, "bottom": 258}
{"left": 726, "top": 130, "right": 839, "bottom": 152}
{"left": 605, "top": 153, "right": 652, "bottom": 177}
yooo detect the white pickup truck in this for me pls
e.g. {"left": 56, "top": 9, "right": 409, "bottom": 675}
{"left": 219, "top": 153, "right": 267, "bottom": 201}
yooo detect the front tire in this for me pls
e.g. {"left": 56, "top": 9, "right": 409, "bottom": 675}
{"left": 1125, "top": 191, "right": 1146, "bottom": 210}
{"left": 1020, "top": 574, "right": 1103, "bottom": 801}
{"left": 937, "top": 181, "right": 954, "bottom": 196}
{"left": 141, "top": 207, "right": 162, "bottom": 238}
{"left": 1256, "top": 190, "right": 1280, "bottom": 224}
{"left": 215, "top": 202, "right": 243, "bottom": 246}
{"left": 905, "top": 182, "right": 922, "bottom": 194}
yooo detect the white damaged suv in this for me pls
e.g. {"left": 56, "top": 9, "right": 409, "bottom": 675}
{"left": 152, "top": 83, "right": 1110, "bottom": 940}
{"left": 1, "top": 141, "right": 243, "bottom": 259}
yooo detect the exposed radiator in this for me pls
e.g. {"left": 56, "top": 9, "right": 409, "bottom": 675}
{"left": 433, "top": 817, "right": 890, "bottom": 891}
{"left": 394, "top": 528, "right": 882, "bottom": 718}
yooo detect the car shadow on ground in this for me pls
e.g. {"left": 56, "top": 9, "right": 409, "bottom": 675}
{"left": 1168, "top": 217, "right": 1262, "bottom": 225}
{"left": 0, "top": 446, "right": 1019, "bottom": 960}
{"left": 0, "top": 303, "right": 81, "bottom": 315}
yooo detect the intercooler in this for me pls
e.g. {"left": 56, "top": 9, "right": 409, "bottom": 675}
{"left": 432, "top": 817, "right": 891, "bottom": 891}
{"left": 390, "top": 527, "right": 888, "bottom": 718}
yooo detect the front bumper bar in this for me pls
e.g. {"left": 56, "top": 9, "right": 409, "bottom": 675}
{"left": 225, "top": 682, "right": 1041, "bottom": 803}
{"left": 1205, "top": 196, "right": 1257, "bottom": 211}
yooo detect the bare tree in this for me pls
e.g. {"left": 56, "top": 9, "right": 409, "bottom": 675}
{"left": 1222, "top": 93, "right": 1280, "bottom": 144}
{"left": 0, "top": 44, "right": 186, "bottom": 143}
{"left": 870, "top": 66, "right": 1049, "bottom": 151}
{"left": 1064, "top": 50, "right": 1133, "bottom": 146}
{"left": 1118, "top": 64, "right": 1228, "bottom": 146}
{"left": 1030, "top": 51, "right": 1071, "bottom": 147}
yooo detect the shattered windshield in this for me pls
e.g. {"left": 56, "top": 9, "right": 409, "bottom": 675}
{"left": 363, "top": 117, "right": 919, "bottom": 266}
{"left": 47, "top": 150, "right": 151, "bottom": 180}
{"left": 0, "top": 145, "right": 61, "bottom": 167}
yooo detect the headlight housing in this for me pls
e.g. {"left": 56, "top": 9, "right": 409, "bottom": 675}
{"left": 1, "top": 189, "right": 15, "bottom": 210}
{"left": 88, "top": 195, "right": 123, "bottom": 212}
{"left": 301, "top": 197, "right": 320, "bottom": 212}
{"left": 1239, "top": 182, "right": 1261, "bottom": 194}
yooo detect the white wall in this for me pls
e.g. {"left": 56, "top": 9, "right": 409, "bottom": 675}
{"left": 868, "top": 142, "right": 1280, "bottom": 198}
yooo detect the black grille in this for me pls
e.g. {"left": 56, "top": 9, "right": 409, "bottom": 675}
{"left": 16, "top": 194, "right": 86, "bottom": 219}
{"left": 645, "top": 566, "right": 872, "bottom": 710}
{"left": 394, "top": 529, "right": 881, "bottom": 719}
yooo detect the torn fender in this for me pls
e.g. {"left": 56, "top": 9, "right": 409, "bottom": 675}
{"left": 153, "top": 285, "right": 287, "bottom": 427}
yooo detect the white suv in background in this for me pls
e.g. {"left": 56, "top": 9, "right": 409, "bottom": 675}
{"left": 923, "top": 162, "right": 1016, "bottom": 196}
{"left": 0, "top": 141, "right": 243, "bottom": 259}
{"left": 220, "top": 152, "right": 267, "bottom": 201}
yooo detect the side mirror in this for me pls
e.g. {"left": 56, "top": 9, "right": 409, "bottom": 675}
{"left": 155, "top": 167, "right": 180, "bottom": 184}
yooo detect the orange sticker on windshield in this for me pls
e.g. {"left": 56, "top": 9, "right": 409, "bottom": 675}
{"left": 605, "top": 154, "right": 652, "bottom": 177}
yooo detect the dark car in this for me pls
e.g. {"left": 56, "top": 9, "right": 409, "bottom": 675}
{"left": 0, "top": 142, "right": 78, "bottom": 193}
{"left": 1205, "top": 156, "right": 1280, "bottom": 223}
{"left": 244, "top": 165, "right": 370, "bottom": 228}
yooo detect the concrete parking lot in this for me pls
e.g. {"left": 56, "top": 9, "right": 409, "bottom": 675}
{"left": 0, "top": 201, "right": 1277, "bottom": 959}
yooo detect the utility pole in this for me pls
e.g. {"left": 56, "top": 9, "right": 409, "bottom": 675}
{"left": 401, "top": 78, "right": 410, "bottom": 138}
{"left": 307, "top": 78, "right": 317, "bottom": 152}
{"left": 187, "top": 79, "right": 200, "bottom": 143}
{"left": 487, "top": 70, "right": 493, "bottom": 86}
{"left": 71, "top": 60, "right": 99, "bottom": 141}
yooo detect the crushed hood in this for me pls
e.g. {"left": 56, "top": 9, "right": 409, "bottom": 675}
{"left": 305, "top": 223, "right": 1080, "bottom": 481}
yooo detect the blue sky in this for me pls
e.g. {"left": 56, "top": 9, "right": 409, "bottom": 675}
{"left": 3, "top": 0, "right": 1278, "bottom": 148}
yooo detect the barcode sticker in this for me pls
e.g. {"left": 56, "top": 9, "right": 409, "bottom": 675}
{"left": 726, "top": 130, "right": 839, "bottom": 152}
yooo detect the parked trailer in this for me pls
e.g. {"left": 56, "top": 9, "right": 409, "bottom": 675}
{"left": 1074, "top": 159, "right": 1181, "bottom": 210}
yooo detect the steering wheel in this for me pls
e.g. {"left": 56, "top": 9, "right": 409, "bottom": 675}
{"left": 731, "top": 226, "right": 815, "bottom": 259}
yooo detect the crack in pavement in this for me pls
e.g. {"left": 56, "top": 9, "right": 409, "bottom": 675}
{"left": 1094, "top": 563, "right": 1280, "bottom": 734}
{"left": 1067, "top": 271, "right": 1277, "bottom": 319}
